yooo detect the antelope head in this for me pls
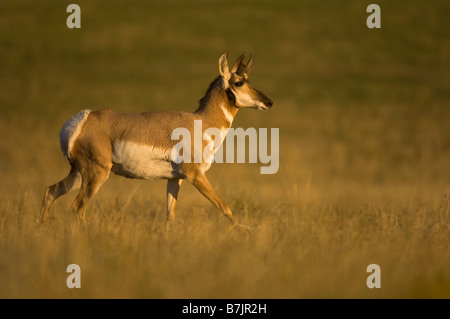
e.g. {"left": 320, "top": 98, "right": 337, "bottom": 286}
{"left": 218, "top": 52, "right": 273, "bottom": 111}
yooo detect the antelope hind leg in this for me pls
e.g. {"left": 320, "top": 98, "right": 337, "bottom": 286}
{"left": 71, "top": 165, "right": 110, "bottom": 228}
{"left": 39, "top": 167, "right": 81, "bottom": 228}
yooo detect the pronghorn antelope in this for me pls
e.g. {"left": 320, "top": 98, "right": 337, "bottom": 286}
{"left": 39, "top": 52, "right": 273, "bottom": 231}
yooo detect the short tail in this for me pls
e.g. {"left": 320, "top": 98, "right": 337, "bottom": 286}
{"left": 59, "top": 110, "right": 91, "bottom": 160}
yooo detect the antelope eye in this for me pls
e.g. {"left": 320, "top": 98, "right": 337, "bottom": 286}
{"left": 234, "top": 81, "right": 244, "bottom": 87}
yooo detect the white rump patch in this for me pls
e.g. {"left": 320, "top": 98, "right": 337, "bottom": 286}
{"left": 59, "top": 109, "right": 91, "bottom": 160}
{"left": 112, "top": 141, "right": 181, "bottom": 180}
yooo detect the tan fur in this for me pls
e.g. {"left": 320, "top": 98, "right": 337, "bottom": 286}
{"left": 39, "top": 52, "right": 273, "bottom": 232}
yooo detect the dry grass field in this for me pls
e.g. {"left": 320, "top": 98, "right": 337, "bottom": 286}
{"left": 0, "top": 1, "right": 449, "bottom": 298}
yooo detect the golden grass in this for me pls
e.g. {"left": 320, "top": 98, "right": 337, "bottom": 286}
{"left": 0, "top": 173, "right": 448, "bottom": 298}
{"left": 1, "top": 0, "right": 449, "bottom": 298}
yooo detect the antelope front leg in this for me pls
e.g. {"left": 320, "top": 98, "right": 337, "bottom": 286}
{"left": 190, "top": 173, "right": 237, "bottom": 225}
{"left": 165, "top": 179, "right": 183, "bottom": 234}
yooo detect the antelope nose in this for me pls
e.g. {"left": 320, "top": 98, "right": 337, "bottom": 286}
{"left": 266, "top": 100, "right": 273, "bottom": 108}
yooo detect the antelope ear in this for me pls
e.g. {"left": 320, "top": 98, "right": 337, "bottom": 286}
{"left": 231, "top": 53, "right": 245, "bottom": 74}
{"left": 245, "top": 55, "right": 253, "bottom": 75}
{"left": 218, "top": 51, "right": 231, "bottom": 81}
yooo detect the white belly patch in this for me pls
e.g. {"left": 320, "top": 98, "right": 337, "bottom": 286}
{"left": 111, "top": 141, "right": 182, "bottom": 180}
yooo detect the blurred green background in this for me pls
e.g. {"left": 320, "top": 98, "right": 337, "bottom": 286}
{"left": 0, "top": 0, "right": 449, "bottom": 298}
{"left": 1, "top": 0, "right": 449, "bottom": 186}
